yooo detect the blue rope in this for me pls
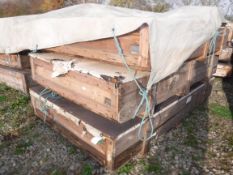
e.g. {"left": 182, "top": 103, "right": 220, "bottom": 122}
{"left": 112, "top": 28, "right": 155, "bottom": 141}
{"left": 208, "top": 29, "right": 225, "bottom": 59}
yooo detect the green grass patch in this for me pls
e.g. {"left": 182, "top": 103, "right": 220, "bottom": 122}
{"left": 81, "top": 164, "right": 93, "bottom": 175}
{"left": 68, "top": 145, "right": 77, "bottom": 155}
{"left": 117, "top": 163, "right": 134, "bottom": 174}
{"left": 0, "top": 95, "right": 6, "bottom": 102}
{"left": 14, "top": 139, "right": 33, "bottom": 155}
{"left": 50, "top": 169, "right": 65, "bottom": 175}
{"left": 144, "top": 162, "right": 162, "bottom": 174}
{"left": 209, "top": 103, "right": 233, "bottom": 119}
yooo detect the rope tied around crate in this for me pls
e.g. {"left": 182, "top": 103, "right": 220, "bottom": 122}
{"left": 112, "top": 28, "right": 156, "bottom": 141}
{"left": 39, "top": 88, "right": 60, "bottom": 122}
{"left": 208, "top": 29, "right": 225, "bottom": 60}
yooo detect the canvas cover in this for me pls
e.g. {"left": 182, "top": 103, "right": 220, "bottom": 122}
{"left": 0, "top": 4, "right": 222, "bottom": 89}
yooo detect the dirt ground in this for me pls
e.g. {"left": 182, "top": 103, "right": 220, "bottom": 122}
{"left": 0, "top": 77, "right": 232, "bottom": 175}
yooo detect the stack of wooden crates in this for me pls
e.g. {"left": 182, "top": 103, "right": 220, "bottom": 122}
{"left": 28, "top": 24, "right": 224, "bottom": 170}
{"left": 0, "top": 52, "right": 33, "bottom": 94}
{"left": 214, "top": 23, "right": 233, "bottom": 77}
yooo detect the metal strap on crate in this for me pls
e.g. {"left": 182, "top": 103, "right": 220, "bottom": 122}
{"left": 112, "top": 28, "right": 156, "bottom": 141}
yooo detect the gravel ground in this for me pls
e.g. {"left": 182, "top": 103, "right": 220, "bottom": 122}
{"left": 0, "top": 77, "right": 233, "bottom": 175}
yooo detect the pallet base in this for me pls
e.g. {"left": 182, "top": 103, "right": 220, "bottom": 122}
{"left": 0, "top": 65, "right": 34, "bottom": 94}
{"left": 30, "top": 79, "right": 212, "bottom": 170}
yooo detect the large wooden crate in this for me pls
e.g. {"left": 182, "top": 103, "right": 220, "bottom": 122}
{"left": 30, "top": 52, "right": 210, "bottom": 123}
{"left": 0, "top": 54, "right": 30, "bottom": 69}
{"left": 30, "top": 81, "right": 211, "bottom": 170}
{"left": 46, "top": 25, "right": 209, "bottom": 71}
{"left": 30, "top": 52, "right": 209, "bottom": 123}
{"left": 0, "top": 65, "right": 34, "bottom": 94}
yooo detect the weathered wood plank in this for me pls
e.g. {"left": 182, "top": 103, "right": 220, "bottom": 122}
{"left": 213, "top": 63, "right": 232, "bottom": 77}
{"left": 0, "top": 65, "right": 33, "bottom": 94}
{"left": 45, "top": 24, "right": 209, "bottom": 71}
{"left": 0, "top": 54, "right": 30, "bottom": 69}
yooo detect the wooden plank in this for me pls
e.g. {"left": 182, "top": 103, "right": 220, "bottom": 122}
{"left": 0, "top": 65, "right": 33, "bottom": 94}
{"left": 213, "top": 63, "right": 232, "bottom": 77}
{"left": 152, "top": 62, "right": 190, "bottom": 104}
{"left": 0, "top": 54, "right": 30, "bottom": 69}
{"left": 219, "top": 47, "right": 232, "bottom": 62}
{"left": 215, "top": 27, "right": 228, "bottom": 56}
{"left": 189, "top": 42, "right": 209, "bottom": 61}
{"left": 45, "top": 24, "right": 209, "bottom": 71}
{"left": 188, "top": 59, "right": 208, "bottom": 85}
{"left": 46, "top": 25, "right": 151, "bottom": 71}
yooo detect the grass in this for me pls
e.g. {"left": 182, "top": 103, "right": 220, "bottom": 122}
{"left": 144, "top": 162, "right": 162, "bottom": 174}
{"left": 117, "top": 163, "right": 134, "bottom": 174}
{"left": 68, "top": 145, "right": 77, "bottom": 155}
{"left": 209, "top": 103, "right": 233, "bottom": 119}
{"left": 15, "top": 139, "right": 33, "bottom": 155}
{"left": 50, "top": 169, "right": 65, "bottom": 175}
{"left": 0, "top": 83, "right": 33, "bottom": 136}
{"left": 81, "top": 164, "right": 93, "bottom": 175}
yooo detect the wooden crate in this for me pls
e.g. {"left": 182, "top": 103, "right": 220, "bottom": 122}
{"left": 0, "top": 54, "right": 30, "bottom": 69}
{"left": 213, "top": 63, "right": 232, "bottom": 77}
{"left": 30, "top": 52, "right": 204, "bottom": 123}
{"left": 45, "top": 25, "right": 209, "bottom": 71}
{"left": 30, "top": 81, "right": 211, "bottom": 170}
{"left": 30, "top": 52, "right": 150, "bottom": 123}
{"left": 0, "top": 65, "right": 34, "bottom": 94}
{"left": 30, "top": 86, "right": 148, "bottom": 170}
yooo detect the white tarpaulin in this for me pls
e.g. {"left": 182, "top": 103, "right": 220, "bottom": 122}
{"left": 0, "top": 4, "right": 222, "bottom": 89}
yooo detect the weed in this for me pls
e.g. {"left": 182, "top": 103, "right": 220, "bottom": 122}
{"left": 50, "top": 169, "right": 65, "bottom": 175}
{"left": 68, "top": 145, "right": 77, "bottom": 155}
{"left": 209, "top": 103, "right": 232, "bottom": 119}
{"left": 144, "top": 161, "right": 162, "bottom": 174}
{"left": 81, "top": 164, "right": 93, "bottom": 175}
{"left": 117, "top": 163, "right": 134, "bottom": 174}
{"left": 184, "top": 134, "right": 198, "bottom": 147}
{"left": 0, "top": 95, "right": 6, "bottom": 102}
{"left": 15, "top": 139, "right": 33, "bottom": 155}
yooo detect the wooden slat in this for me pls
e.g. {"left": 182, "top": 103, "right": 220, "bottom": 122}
{"left": 213, "top": 63, "right": 232, "bottom": 77}
{"left": 46, "top": 25, "right": 150, "bottom": 71}
{"left": 0, "top": 65, "right": 33, "bottom": 94}
{"left": 0, "top": 54, "right": 30, "bottom": 69}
